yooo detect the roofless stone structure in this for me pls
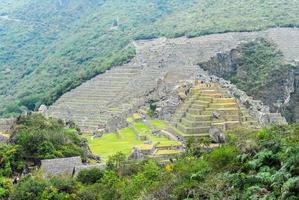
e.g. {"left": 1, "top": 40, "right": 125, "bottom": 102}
{"left": 41, "top": 156, "right": 105, "bottom": 177}
{"left": 41, "top": 156, "right": 82, "bottom": 176}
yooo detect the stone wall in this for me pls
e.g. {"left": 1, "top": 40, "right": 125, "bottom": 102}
{"left": 196, "top": 67, "right": 287, "bottom": 126}
{"left": 0, "top": 118, "right": 16, "bottom": 132}
{"left": 43, "top": 28, "right": 299, "bottom": 132}
{"left": 285, "top": 65, "right": 299, "bottom": 122}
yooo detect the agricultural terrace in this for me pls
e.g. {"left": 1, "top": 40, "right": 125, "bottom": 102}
{"left": 82, "top": 120, "right": 180, "bottom": 161}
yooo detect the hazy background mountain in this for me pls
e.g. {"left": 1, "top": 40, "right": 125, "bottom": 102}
{"left": 0, "top": 0, "right": 298, "bottom": 117}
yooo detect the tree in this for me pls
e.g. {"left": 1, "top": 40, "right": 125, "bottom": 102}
{"left": 107, "top": 152, "right": 126, "bottom": 172}
{"left": 10, "top": 114, "right": 86, "bottom": 164}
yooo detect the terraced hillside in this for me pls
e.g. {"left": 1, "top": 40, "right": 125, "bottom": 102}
{"left": 2, "top": 0, "right": 299, "bottom": 118}
{"left": 45, "top": 28, "right": 299, "bottom": 132}
{"left": 172, "top": 83, "right": 258, "bottom": 141}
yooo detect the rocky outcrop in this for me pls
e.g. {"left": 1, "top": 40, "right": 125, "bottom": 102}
{"left": 146, "top": 79, "right": 195, "bottom": 121}
{"left": 199, "top": 44, "right": 299, "bottom": 122}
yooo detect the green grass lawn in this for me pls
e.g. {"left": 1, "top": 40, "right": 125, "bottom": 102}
{"left": 82, "top": 127, "right": 143, "bottom": 161}
{"left": 149, "top": 119, "right": 168, "bottom": 129}
{"left": 83, "top": 121, "right": 181, "bottom": 161}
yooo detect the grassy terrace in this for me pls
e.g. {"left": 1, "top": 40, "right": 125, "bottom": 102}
{"left": 83, "top": 120, "right": 180, "bottom": 161}
{"left": 149, "top": 119, "right": 168, "bottom": 129}
{"left": 154, "top": 149, "right": 182, "bottom": 155}
{"left": 170, "top": 125, "right": 210, "bottom": 138}
{"left": 133, "top": 122, "right": 179, "bottom": 145}
{"left": 82, "top": 128, "right": 143, "bottom": 161}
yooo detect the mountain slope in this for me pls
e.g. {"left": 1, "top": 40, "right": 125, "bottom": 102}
{"left": 1, "top": 0, "right": 299, "bottom": 117}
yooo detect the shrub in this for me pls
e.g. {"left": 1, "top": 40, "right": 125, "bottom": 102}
{"left": 77, "top": 168, "right": 103, "bottom": 184}
{"left": 10, "top": 114, "right": 85, "bottom": 164}
{"left": 0, "top": 176, "right": 13, "bottom": 198}
{"left": 206, "top": 146, "right": 239, "bottom": 170}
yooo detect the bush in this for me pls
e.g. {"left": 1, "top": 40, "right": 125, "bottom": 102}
{"left": 10, "top": 114, "right": 85, "bottom": 164}
{"left": 207, "top": 145, "right": 239, "bottom": 170}
{"left": 10, "top": 176, "right": 77, "bottom": 200}
{"left": 0, "top": 144, "right": 25, "bottom": 176}
{"left": 77, "top": 168, "right": 103, "bottom": 184}
{"left": 0, "top": 176, "right": 13, "bottom": 198}
{"left": 10, "top": 176, "right": 48, "bottom": 200}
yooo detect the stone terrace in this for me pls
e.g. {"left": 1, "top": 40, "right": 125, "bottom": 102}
{"left": 46, "top": 64, "right": 165, "bottom": 132}
{"left": 172, "top": 83, "right": 258, "bottom": 141}
{"left": 45, "top": 28, "right": 299, "bottom": 132}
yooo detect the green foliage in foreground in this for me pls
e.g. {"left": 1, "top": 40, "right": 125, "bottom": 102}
{"left": 5, "top": 124, "right": 299, "bottom": 200}
{"left": 10, "top": 114, "right": 86, "bottom": 164}
{"left": 0, "top": 113, "right": 86, "bottom": 182}
{"left": 1, "top": 0, "right": 299, "bottom": 117}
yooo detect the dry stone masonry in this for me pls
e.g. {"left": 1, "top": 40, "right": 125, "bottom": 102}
{"left": 41, "top": 156, "right": 105, "bottom": 177}
{"left": 171, "top": 82, "right": 259, "bottom": 141}
{"left": 43, "top": 28, "right": 298, "bottom": 132}
{"left": 196, "top": 68, "right": 287, "bottom": 126}
{"left": 0, "top": 118, "right": 16, "bottom": 133}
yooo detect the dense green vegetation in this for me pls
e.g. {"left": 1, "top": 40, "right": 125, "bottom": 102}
{"left": 0, "top": 114, "right": 86, "bottom": 180}
{"left": 228, "top": 39, "right": 295, "bottom": 97}
{"left": 1, "top": 0, "right": 299, "bottom": 117}
{"left": 2, "top": 124, "right": 299, "bottom": 199}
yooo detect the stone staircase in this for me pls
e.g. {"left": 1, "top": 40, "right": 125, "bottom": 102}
{"left": 171, "top": 83, "right": 258, "bottom": 140}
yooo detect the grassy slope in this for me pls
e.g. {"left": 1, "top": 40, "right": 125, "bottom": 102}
{"left": 1, "top": 0, "right": 299, "bottom": 117}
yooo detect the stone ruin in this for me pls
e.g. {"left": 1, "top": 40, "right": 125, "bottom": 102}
{"left": 196, "top": 67, "right": 287, "bottom": 126}
{"left": 171, "top": 82, "right": 261, "bottom": 141}
{"left": 40, "top": 156, "right": 105, "bottom": 177}
{"left": 0, "top": 118, "right": 16, "bottom": 133}
{"left": 42, "top": 28, "right": 298, "bottom": 132}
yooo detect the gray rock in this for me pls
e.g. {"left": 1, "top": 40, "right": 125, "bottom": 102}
{"left": 209, "top": 128, "right": 225, "bottom": 143}
{"left": 212, "top": 112, "right": 221, "bottom": 119}
{"left": 38, "top": 104, "right": 48, "bottom": 114}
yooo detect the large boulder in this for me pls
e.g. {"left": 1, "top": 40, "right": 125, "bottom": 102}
{"left": 209, "top": 128, "right": 226, "bottom": 143}
{"left": 38, "top": 104, "right": 48, "bottom": 114}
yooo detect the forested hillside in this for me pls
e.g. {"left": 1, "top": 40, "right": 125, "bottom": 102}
{"left": 1, "top": 0, "right": 299, "bottom": 117}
